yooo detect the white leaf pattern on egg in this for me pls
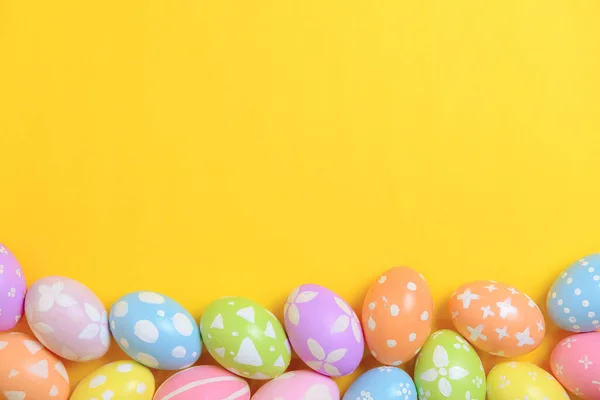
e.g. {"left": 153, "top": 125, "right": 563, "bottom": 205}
{"left": 296, "top": 291, "right": 318, "bottom": 303}
{"left": 330, "top": 315, "right": 350, "bottom": 334}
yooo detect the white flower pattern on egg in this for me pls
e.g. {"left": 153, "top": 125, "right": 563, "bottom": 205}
{"left": 305, "top": 338, "right": 346, "bottom": 376}
{"left": 284, "top": 288, "right": 318, "bottom": 326}
{"left": 420, "top": 346, "right": 469, "bottom": 397}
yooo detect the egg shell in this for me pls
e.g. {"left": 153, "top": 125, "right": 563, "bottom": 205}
{"left": 343, "top": 366, "right": 417, "bottom": 400}
{"left": 284, "top": 284, "right": 364, "bottom": 377}
{"left": 25, "top": 276, "right": 110, "bottom": 361}
{"left": 362, "top": 267, "right": 433, "bottom": 366}
{"left": 487, "top": 362, "right": 568, "bottom": 400}
{"left": 547, "top": 254, "right": 600, "bottom": 333}
{"left": 550, "top": 332, "right": 600, "bottom": 399}
{"left": 110, "top": 291, "right": 202, "bottom": 370}
{"left": 154, "top": 365, "right": 250, "bottom": 400}
{"left": 0, "top": 244, "right": 26, "bottom": 331}
{"left": 414, "top": 330, "right": 486, "bottom": 400}
{"left": 71, "top": 360, "right": 154, "bottom": 400}
{"left": 449, "top": 280, "right": 545, "bottom": 357}
{"left": 251, "top": 370, "right": 339, "bottom": 400}
{"left": 0, "top": 332, "right": 70, "bottom": 400}
{"left": 200, "top": 296, "right": 290, "bottom": 379}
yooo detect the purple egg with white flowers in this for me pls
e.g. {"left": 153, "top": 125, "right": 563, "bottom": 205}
{"left": 0, "top": 243, "right": 26, "bottom": 331}
{"left": 284, "top": 284, "right": 364, "bottom": 377}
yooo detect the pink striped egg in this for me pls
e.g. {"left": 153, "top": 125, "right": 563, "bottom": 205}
{"left": 153, "top": 366, "right": 250, "bottom": 400}
{"left": 251, "top": 370, "right": 340, "bottom": 400}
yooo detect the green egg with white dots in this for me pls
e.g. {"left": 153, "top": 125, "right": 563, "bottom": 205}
{"left": 200, "top": 297, "right": 291, "bottom": 379}
{"left": 414, "top": 329, "right": 486, "bottom": 400}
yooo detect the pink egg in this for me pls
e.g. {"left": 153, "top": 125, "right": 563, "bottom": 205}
{"left": 551, "top": 332, "right": 600, "bottom": 400}
{"left": 251, "top": 370, "right": 340, "bottom": 400}
{"left": 25, "top": 276, "right": 110, "bottom": 361}
{"left": 154, "top": 366, "right": 250, "bottom": 400}
{"left": 0, "top": 243, "right": 26, "bottom": 331}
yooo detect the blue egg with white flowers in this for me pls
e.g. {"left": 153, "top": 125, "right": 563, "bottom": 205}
{"left": 547, "top": 254, "right": 600, "bottom": 332}
{"left": 343, "top": 366, "right": 417, "bottom": 400}
{"left": 109, "top": 291, "right": 202, "bottom": 369}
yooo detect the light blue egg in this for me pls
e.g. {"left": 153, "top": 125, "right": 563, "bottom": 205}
{"left": 547, "top": 254, "right": 600, "bottom": 332}
{"left": 343, "top": 367, "right": 417, "bottom": 400}
{"left": 109, "top": 291, "right": 202, "bottom": 370}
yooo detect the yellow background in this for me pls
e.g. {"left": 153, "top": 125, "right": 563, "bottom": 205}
{"left": 1, "top": 0, "right": 599, "bottom": 396}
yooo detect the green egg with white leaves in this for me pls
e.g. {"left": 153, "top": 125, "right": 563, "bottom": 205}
{"left": 200, "top": 296, "right": 291, "bottom": 380}
{"left": 414, "top": 330, "right": 486, "bottom": 400}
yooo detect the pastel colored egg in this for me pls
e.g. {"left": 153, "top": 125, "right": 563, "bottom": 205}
{"left": 284, "top": 284, "right": 364, "bottom": 377}
{"left": 362, "top": 267, "right": 433, "bottom": 366}
{"left": 0, "top": 244, "right": 26, "bottom": 331}
{"left": 547, "top": 254, "right": 600, "bottom": 333}
{"left": 200, "top": 297, "right": 290, "bottom": 379}
{"left": 487, "top": 362, "right": 569, "bottom": 400}
{"left": 414, "top": 330, "right": 486, "bottom": 400}
{"left": 110, "top": 291, "right": 202, "bottom": 370}
{"left": 25, "top": 276, "right": 110, "bottom": 361}
{"left": 550, "top": 332, "right": 600, "bottom": 399}
{"left": 0, "top": 332, "right": 70, "bottom": 400}
{"left": 449, "top": 280, "right": 545, "bottom": 357}
{"left": 251, "top": 370, "right": 339, "bottom": 400}
{"left": 71, "top": 360, "right": 154, "bottom": 400}
{"left": 154, "top": 365, "right": 250, "bottom": 400}
{"left": 343, "top": 366, "right": 417, "bottom": 400}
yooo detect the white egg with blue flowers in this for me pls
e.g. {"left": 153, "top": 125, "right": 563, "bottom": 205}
{"left": 547, "top": 254, "right": 600, "bottom": 332}
{"left": 109, "top": 291, "right": 202, "bottom": 369}
{"left": 343, "top": 366, "right": 417, "bottom": 400}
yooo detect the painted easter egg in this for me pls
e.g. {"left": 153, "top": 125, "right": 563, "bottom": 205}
{"left": 487, "top": 362, "right": 568, "bottom": 400}
{"left": 110, "top": 291, "right": 202, "bottom": 370}
{"left": 449, "top": 280, "right": 545, "bottom": 357}
{"left": 414, "top": 330, "right": 485, "bottom": 400}
{"left": 25, "top": 276, "right": 110, "bottom": 361}
{"left": 547, "top": 254, "right": 600, "bottom": 333}
{"left": 154, "top": 365, "right": 250, "bottom": 400}
{"left": 362, "top": 267, "right": 433, "bottom": 366}
{"left": 200, "top": 297, "right": 290, "bottom": 379}
{"left": 284, "top": 284, "right": 364, "bottom": 377}
{"left": 343, "top": 366, "right": 417, "bottom": 400}
{"left": 551, "top": 332, "right": 600, "bottom": 399}
{"left": 0, "top": 244, "right": 26, "bottom": 331}
{"left": 0, "top": 332, "right": 70, "bottom": 400}
{"left": 71, "top": 360, "right": 154, "bottom": 400}
{"left": 251, "top": 370, "right": 339, "bottom": 400}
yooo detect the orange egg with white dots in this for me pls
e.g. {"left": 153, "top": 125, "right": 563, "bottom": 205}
{"left": 0, "top": 332, "right": 70, "bottom": 400}
{"left": 361, "top": 266, "right": 434, "bottom": 366}
{"left": 449, "top": 280, "right": 545, "bottom": 357}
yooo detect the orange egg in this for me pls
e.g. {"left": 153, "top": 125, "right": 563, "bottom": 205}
{"left": 449, "top": 280, "right": 545, "bottom": 357}
{"left": 362, "top": 266, "right": 434, "bottom": 366}
{"left": 0, "top": 332, "right": 70, "bottom": 400}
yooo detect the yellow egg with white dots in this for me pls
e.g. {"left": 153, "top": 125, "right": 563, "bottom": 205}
{"left": 71, "top": 360, "right": 155, "bottom": 400}
{"left": 487, "top": 362, "right": 569, "bottom": 400}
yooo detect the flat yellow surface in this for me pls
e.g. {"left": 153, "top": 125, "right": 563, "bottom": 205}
{"left": 1, "top": 0, "right": 599, "bottom": 396}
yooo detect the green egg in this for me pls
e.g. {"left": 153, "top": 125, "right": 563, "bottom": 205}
{"left": 200, "top": 296, "right": 291, "bottom": 379}
{"left": 415, "top": 329, "right": 486, "bottom": 400}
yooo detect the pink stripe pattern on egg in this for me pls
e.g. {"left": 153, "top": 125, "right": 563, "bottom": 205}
{"left": 154, "top": 366, "right": 250, "bottom": 400}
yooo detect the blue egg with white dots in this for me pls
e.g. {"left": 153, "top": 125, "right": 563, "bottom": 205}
{"left": 109, "top": 291, "right": 202, "bottom": 370}
{"left": 547, "top": 254, "right": 600, "bottom": 333}
{"left": 343, "top": 366, "right": 417, "bottom": 400}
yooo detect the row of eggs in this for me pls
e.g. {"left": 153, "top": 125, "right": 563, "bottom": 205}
{"left": 1, "top": 243, "right": 600, "bottom": 398}
{"left": 3, "top": 329, "right": 598, "bottom": 399}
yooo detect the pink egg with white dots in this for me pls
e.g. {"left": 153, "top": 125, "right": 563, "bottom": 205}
{"left": 0, "top": 243, "right": 26, "bottom": 331}
{"left": 153, "top": 366, "right": 250, "bottom": 400}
